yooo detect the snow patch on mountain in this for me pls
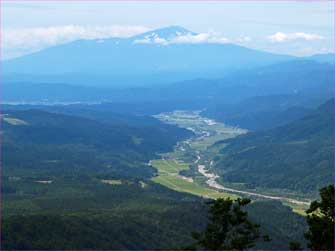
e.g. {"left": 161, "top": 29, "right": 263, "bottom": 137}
{"left": 132, "top": 26, "right": 229, "bottom": 45}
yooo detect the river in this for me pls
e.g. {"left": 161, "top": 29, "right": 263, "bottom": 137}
{"left": 196, "top": 155, "right": 310, "bottom": 205}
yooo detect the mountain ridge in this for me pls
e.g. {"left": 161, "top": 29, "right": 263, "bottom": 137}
{"left": 3, "top": 26, "right": 295, "bottom": 87}
{"left": 212, "top": 98, "right": 334, "bottom": 196}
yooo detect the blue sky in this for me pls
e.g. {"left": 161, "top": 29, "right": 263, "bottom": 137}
{"left": 1, "top": 1, "right": 334, "bottom": 59}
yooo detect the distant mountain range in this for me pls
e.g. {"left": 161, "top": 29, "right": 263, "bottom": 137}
{"left": 306, "top": 53, "right": 334, "bottom": 63}
{"left": 3, "top": 60, "right": 333, "bottom": 115}
{"left": 3, "top": 26, "right": 298, "bottom": 87}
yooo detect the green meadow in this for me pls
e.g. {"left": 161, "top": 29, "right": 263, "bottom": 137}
{"left": 151, "top": 159, "right": 235, "bottom": 199}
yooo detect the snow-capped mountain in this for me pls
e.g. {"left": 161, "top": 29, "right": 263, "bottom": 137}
{"left": 131, "top": 26, "right": 195, "bottom": 42}
{"left": 3, "top": 26, "right": 294, "bottom": 87}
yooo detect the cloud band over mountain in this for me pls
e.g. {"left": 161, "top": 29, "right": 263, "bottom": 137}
{"left": 2, "top": 25, "right": 150, "bottom": 59}
{"left": 2, "top": 25, "right": 330, "bottom": 59}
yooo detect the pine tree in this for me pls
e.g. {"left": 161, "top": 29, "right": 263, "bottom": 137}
{"left": 192, "top": 197, "right": 260, "bottom": 250}
{"left": 304, "top": 185, "right": 334, "bottom": 250}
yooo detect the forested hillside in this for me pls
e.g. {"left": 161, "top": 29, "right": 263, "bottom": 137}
{"left": 212, "top": 99, "right": 334, "bottom": 197}
{"left": 2, "top": 109, "right": 192, "bottom": 179}
{"left": 203, "top": 94, "right": 313, "bottom": 130}
{"left": 2, "top": 176, "right": 307, "bottom": 250}
{"left": 1, "top": 107, "right": 309, "bottom": 250}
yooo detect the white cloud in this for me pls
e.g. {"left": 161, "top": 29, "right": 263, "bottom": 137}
{"left": 266, "top": 32, "right": 325, "bottom": 43}
{"left": 134, "top": 34, "right": 168, "bottom": 45}
{"left": 133, "top": 37, "right": 151, "bottom": 44}
{"left": 236, "top": 36, "right": 251, "bottom": 43}
{"left": 171, "top": 32, "right": 229, "bottom": 44}
{"left": 153, "top": 36, "right": 168, "bottom": 45}
{"left": 2, "top": 25, "right": 150, "bottom": 58}
{"left": 133, "top": 31, "right": 229, "bottom": 45}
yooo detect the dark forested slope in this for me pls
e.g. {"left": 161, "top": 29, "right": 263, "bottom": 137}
{"left": 203, "top": 94, "right": 313, "bottom": 130}
{"left": 212, "top": 99, "right": 334, "bottom": 196}
{"left": 2, "top": 109, "right": 192, "bottom": 178}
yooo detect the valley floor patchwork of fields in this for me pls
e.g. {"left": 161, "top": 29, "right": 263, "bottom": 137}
{"left": 151, "top": 110, "right": 245, "bottom": 199}
{"left": 151, "top": 110, "right": 310, "bottom": 213}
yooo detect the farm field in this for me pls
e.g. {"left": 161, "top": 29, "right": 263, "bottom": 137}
{"left": 154, "top": 110, "right": 246, "bottom": 151}
{"left": 151, "top": 159, "right": 234, "bottom": 199}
